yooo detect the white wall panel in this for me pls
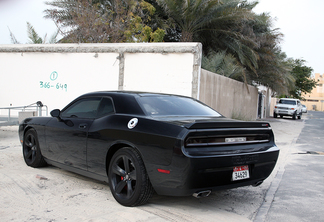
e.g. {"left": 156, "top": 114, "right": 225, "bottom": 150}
{"left": 0, "top": 52, "right": 119, "bottom": 113}
{"left": 123, "top": 53, "right": 194, "bottom": 96}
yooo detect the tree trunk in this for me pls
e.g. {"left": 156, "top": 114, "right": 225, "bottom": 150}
{"left": 180, "top": 30, "right": 193, "bottom": 42}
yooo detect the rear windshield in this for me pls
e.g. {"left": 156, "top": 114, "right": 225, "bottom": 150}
{"left": 279, "top": 99, "right": 297, "bottom": 105}
{"left": 138, "top": 96, "right": 221, "bottom": 117}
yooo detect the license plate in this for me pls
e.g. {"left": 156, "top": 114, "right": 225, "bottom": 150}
{"left": 232, "top": 165, "right": 250, "bottom": 181}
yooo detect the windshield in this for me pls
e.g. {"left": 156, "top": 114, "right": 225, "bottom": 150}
{"left": 138, "top": 96, "right": 221, "bottom": 117}
{"left": 279, "top": 99, "right": 296, "bottom": 105}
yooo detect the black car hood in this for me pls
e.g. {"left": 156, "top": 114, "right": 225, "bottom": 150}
{"left": 151, "top": 116, "right": 271, "bottom": 129}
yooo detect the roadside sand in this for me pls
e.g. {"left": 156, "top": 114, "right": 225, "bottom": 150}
{"left": 0, "top": 117, "right": 304, "bottom": 222}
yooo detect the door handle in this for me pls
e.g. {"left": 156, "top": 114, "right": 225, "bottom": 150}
{"left": 79, "top": 124, "right": 87, "bottom": 129}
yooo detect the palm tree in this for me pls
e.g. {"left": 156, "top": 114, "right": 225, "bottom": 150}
{"left": 157, "top": 0, "right": 254, "bottom": 40}
{"left": 8, "top": 22, "right": 58, "bottom": 44}
{"left": 202, "top": 51, "right": 244, "bottom": 79}
{"left": 156, "top": 0, "right": 259, "bottom": 78}
{"left": 199, "top": 5, "right": 293, "bottom": 95}
{"left": 27, "top": 22, "right": 58, "bottom": 44}
{"left": 241, "top": 13, "right": 294, "bottom": 94}
{"left": 44, "top": 0, "right": 163, "bottom": 43}
{"left": 8, "top": 27, "right": 20, "bottom": 44}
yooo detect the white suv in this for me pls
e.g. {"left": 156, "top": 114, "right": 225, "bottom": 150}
{"left": 273, "top": 98, "right": 303, "bottom": 120}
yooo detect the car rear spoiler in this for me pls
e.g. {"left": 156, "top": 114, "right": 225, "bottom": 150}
{"left": 184, "top": 121, "right": 271, "bottom": 130}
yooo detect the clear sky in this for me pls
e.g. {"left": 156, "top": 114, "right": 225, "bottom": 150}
{"left": 0, "top": 0, "right": 323, "bottom": 74}
{"left": 254, "top": 0, "right": 324, "bottom": 75}
{"left": 0, "top": 0, "right": 58, "bottom": 44}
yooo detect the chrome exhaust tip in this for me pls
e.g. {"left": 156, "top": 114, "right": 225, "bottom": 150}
{"left": 193, "top": 190, "right": 211, "bottom": 198}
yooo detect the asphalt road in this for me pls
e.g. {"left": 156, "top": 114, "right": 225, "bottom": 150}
{"left": 255, "top": 111, "right": 324, "bottom": 222}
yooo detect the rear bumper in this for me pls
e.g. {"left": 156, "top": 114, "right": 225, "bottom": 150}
{"left": 148, "top": 146, "right": 279, "bottom": 196}
{"left": 274, "top": 108, "right": 296, "bottom": 116}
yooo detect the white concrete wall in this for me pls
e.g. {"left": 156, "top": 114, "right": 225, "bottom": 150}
{"left": 0, "top": 43, "right": 201, "bottom": 115}
{"left": 123, "top": 53, "right": 194, "bottom": 96}
{"left": 1, "top": 52, "right": 119, "bottom": 113}
{"left": 199, "top": 69, "right": 259, "bottom": 120}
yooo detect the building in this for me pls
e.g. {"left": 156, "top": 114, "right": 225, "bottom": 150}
{"left": 302, "top": 73, "right": 324, "bottom": 111}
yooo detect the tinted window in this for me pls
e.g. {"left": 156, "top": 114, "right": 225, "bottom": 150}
{"left": 97, "top": 97, "right": 114, "bottom": 117}
{"left": 62, "top": 98, "right": 101, "bottom": 118}
{"left": 138, "top": 96, "right": 221, "bottom": 116}
{"left": 279, "top": 99, "right": 296, "bottom": 105}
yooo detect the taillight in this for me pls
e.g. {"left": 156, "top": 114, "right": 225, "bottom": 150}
{"left": 158, "top": 169, "right": 170, "bottom": 174}
{"left": 185, "top": 135, "right": 270, "bottom": 147}
{"left": 185, "top": 137, "right": 223, "bottom": 147}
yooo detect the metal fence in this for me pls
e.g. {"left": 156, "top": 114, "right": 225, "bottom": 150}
{"left": 0, "top": 101, "right": 48, "bottom": 126}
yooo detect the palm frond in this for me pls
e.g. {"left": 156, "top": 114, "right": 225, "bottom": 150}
{"left": 7, "top": 27, "right": 20, "bottom": 44}
{"left": 27, "top": 22, "right": 43, "bottom": 44}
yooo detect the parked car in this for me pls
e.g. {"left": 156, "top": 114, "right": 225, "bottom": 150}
{"left": 302, "top": 104, "right": 307, "bottom": 113}
{"left": 19, "top": 91, "right": 279, "bottom": 206}
{"left": 273, "top": 98, "right": 303, "bottom": 120}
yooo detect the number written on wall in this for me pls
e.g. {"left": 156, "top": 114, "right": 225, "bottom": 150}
{"left": 39, "top": 71, "right": 68, "bottom": 92}
{"left": 40, "top": 82, "right": 68, "bottom": 91}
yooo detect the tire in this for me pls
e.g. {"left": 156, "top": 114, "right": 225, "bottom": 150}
{"left": 108, "top": 147, "right": 154, "bottom": 207}
{"left": 292, "top": 112, "right": 297, "bottom": 120}
{"left": 280, "top": 115, "right": 283, "bottom": 118}
{"left": 273, "top": 113, "right": 277, "bottom": 118}
{"left": 23, "top": 129, "right": 47, "bottom": 168}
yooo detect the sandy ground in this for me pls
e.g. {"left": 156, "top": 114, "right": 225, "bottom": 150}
{"left": 0, "top": 117, "right": 305, "bottom": 222}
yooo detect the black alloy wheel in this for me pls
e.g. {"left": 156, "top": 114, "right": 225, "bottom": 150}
{"left": 23, "top": 129, "right": 47, "bottom": 167}
{"left": 108, "top": 147, "right": 153, "bottom": 207}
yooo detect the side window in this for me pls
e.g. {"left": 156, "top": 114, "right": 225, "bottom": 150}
{"left": 61, "top": 98, "right": 101, "bottom": 118}
{"left": 97, "top": 97, "right": 114, "bottom": 118}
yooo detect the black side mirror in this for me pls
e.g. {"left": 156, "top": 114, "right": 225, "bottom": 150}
{"left": 50, "top": 109, "right": 62, "bottom": 121}
{"left": 50, "top": 109, "right": 74, "bottom": 126}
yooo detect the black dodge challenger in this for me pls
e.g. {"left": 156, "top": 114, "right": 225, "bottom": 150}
{"left": 19, "top": 91, "right": 279, "bottom": 206}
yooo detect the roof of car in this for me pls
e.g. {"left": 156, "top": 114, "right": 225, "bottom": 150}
{"left": 279, "top": 98, "right": 300, "bottom": 101}
{"left": 81, "top": 91, "right": 189, "bottom": 98}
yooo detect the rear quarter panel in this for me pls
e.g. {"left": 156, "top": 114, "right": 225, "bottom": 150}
{"left": 86, "top": 115, "right": 186, "bottom": 177}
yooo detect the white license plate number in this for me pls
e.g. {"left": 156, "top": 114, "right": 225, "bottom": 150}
{"left": 232, "top": 165, "right": 250, "bottom": 181}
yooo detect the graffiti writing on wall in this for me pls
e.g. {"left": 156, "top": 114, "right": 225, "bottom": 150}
{"left": 40, "top": 71, "right": 68, "bottom": 91}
